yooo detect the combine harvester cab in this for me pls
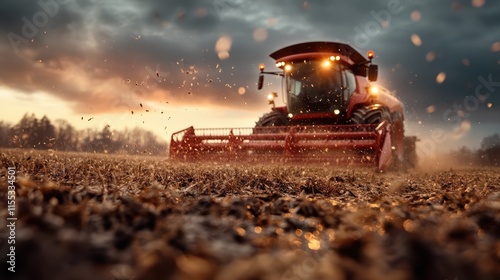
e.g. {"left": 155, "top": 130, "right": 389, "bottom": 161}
{"left": 170, "top": 42, "right": 418, "bottom": 171}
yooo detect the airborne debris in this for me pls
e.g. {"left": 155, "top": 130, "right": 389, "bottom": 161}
{"left": 88, "top": 117, "right": 93, "bottom": 121}
{"left": 425, "top": 51, "right": 435, "bottom": 62}
{"left": 436, "top": 72, "right": 446, "bottom": 84}
{"left": 410, "top": 10, "right": 421, "bottom": 21}
{"left": 491, "top": 42, "right": 500, "bottom": 53}
{"left": 411, "top": 34, "right": 422, "bottom": 46}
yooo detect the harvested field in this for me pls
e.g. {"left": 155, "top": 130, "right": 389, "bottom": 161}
{"left": 1, "top": 149, "right": 499, "bottom": 280}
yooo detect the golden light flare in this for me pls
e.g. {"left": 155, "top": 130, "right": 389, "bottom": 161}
{"left": 472, "top": 0, "right": 485, "bottom": 8}
{"left": 463, "top": 58, "right": 470, "bottom": 66}
{"left": 328, "top": 230, "right": 335, "bottom": 241}
{"left": 487, "top": 103, "right": 493, "bottom": 108}
{"left": 195, "top": 8, "right": 207, "bottom": 17}
{"left": 491, "top": 42, "right": 500, "bottom": 52}
{"left": 436, "top": 72, "right": 446, "bottom": 84}
{"left": 403, "top": 219, "right": 415, "bottom": 232}
{"left": 254, "top": 226, "right": 262, "bottom": 234}
{"left": 308, "top": 239, "right": 321, "bottom": 250}
{"left": 215, "top": 35, "right": 232, "bottom": 60}
{"left": 452, "top": 120, "right": 472, "bottom": 140}
{"left": 425, "top": 51, "right": 435, "bottom": 62}
{"left": 426, "top": 105, "right": 436, "bottom": 114}
{"left": 452, "top": 2, "right": 463, "bottom": 11}
{"left": 236, "top": 227, "right": 246, "bottom": 236}
{"left": 410, "top": 10, "right": 421, "bottom": 21}
{"left": 216, "top": 52, "right": 228, "bottom": 60}
{"left": 238, "top": 87, "right": 246, "bottom": 95}
{"left": 253, "top": 27, "right": 268, "bottom": 42}
{"left": 411, "top": 34, "right": 422, "bottom": 47}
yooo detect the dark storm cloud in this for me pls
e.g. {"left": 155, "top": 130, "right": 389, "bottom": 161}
{"left": 364, "top": 1, "right": 500, "bottom": 127}
{"left": 0, "top": 0, "right": 499, "bottom": 126}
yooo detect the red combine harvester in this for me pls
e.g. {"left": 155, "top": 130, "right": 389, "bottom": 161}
{"left": 170, "top": 42, "right": 418, "bottom": 171}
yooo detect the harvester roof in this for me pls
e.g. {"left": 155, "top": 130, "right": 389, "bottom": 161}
{"left": 270, "top": 41, "right": 367, "bottom": 65}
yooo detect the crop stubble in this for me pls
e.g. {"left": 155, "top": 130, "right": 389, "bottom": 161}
{"left": 0, "top": 149, "right": 499, "bottom": 280}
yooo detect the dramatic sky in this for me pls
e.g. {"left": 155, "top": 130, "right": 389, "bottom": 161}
{"left": 0, "top": 0, "right": 499, "bottom": 154}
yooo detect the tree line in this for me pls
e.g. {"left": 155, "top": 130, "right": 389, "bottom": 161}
{"left": 447, "top": 133, "right": 500, "bottom": 166}
{"left": 0, "top": 113, "right": 168, "bottom": 155}
{"left": 0, "top": 113, "right": 499, "bottom": 165}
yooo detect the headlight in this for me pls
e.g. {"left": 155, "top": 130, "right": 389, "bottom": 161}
{"left": 367, "top": 50, "right": 375, "bottom": 60}
{"left": 369, "top": 86, "right": 380, "bottom": 97}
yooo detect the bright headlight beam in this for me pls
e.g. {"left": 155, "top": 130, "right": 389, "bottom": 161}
{"left": 369, "top": 86, "right": 380, "bottom": 96}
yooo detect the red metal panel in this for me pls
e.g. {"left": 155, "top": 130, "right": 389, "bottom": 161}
{"left": 169, "top": 123, "right": 392, "bottom": 171}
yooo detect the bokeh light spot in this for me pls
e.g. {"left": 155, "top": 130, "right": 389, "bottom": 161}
{"left": 411, "top": 11, "right": 421, "bottom": 21}
{"left": 411, "top": 34, "right": 422, "bottom": 46}
{"left": 253, "top": 28, "right": 268, "bottom": 42}
{"left": 436, "top": 72, "right": 446, "bottom": 84}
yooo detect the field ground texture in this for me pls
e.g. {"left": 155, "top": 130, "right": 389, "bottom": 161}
{"left": 0, "top": 149, "right": 499, "bottom": 280}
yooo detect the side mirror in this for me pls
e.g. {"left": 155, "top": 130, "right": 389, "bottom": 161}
{"left": 257, "top": 75, "right": 264, "bottom": 90}
{"left": 368, "top": 65, "right": 378, "bottom": 82}
{"left": 352, "top": 66, "right": 367, "bottom": 77}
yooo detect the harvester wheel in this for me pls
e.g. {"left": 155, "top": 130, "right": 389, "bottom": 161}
{"left": 350, "top": 107, "right": 368, "bottom": 125}
{"left": 254, "top": 111, "right": 289, "bottom": 133}
{"left": 351, "top": 106, "right": 392, "bottom": 126}
{"left": 351, "top": 106, "right": 396, "bottom": 169}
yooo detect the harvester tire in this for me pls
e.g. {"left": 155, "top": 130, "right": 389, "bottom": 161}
{"left": 351, "top": 106, "right": 397, "bottom": 169}
{"left": 255, "top": 111, "right": 289, "bottom": 128}
{"left": 350, "top": 106, "right": 392, "bottom": 126}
